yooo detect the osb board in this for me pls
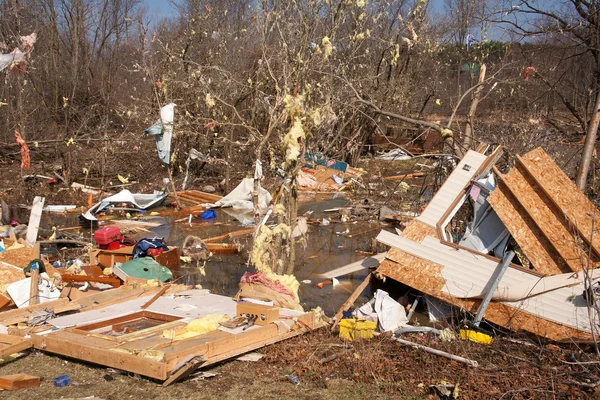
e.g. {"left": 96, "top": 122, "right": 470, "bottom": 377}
{"left": 489, "top": 181, "right": 566, "bottom": 275}
{"left": 500, "top": 164, "right": 587, "bottom": 271}
{"left": 377, "top": 257, "right": 592, "bottom": 342}
{"left": 0, "top": 248, "right": 31, "bottom": 285}
{"left": 399, "top": 220, "right": 438, "bottom": 241}
{"left": 520, "top": 148, "right": 600, "bottom": 256}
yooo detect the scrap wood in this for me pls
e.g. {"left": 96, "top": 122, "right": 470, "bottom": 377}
{"left": 0, "top": 334, "right": 32, "bottom": 358}
{"left": 0, "top": 298, "right": 79, "bottom": 326}
{"left": 140, "top": 284, "right": 171, "bottom": 309}
{"left": 60, "top": 274, "right": 121, "bottom": 287}
{"left": 383, "top": 172, "right": 425, "bottom": 181}
{"left": 0, "top": 374, "right": 40, "bottom": 390}
{"left": 331, "top": 273, "right": 372, "bottom": 331}
{"left": 204, "top": 227, "right": 255, "bottom": 243}
{"left": 206, "top": 243, "right": 240, "bottom": 253}
{"left": 392, "top": 336, "right": 478, "bottom": 367}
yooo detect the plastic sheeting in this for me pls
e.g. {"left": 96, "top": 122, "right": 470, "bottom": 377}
{"left": 355, "top": 289, "right": 408, "bottom": 332}
{"left": 206, "top": 178, "right": 272, "bottom": 211}
{"left": 81, "top": 189, "right": 168, "bottom": 221}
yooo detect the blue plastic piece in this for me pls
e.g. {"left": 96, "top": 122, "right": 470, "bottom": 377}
{"left": 199, "top": 209, "right": 217, "bottom": 220}
{"left": 54, "top": 374, "right": 70, "bottom": 387}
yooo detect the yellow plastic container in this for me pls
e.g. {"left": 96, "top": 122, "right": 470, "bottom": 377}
{"left": 459, "top": 328, "right": 493, "bottom": 345}
{"left": 339, "top": 319, "right": 376, "bottom": 341}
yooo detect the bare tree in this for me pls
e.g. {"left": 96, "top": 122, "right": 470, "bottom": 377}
{"left": 496, "top": 0, "right": 600, "bottom": 190}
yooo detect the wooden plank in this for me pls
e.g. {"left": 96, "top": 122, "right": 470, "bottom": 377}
{"left": 0, "top": 298, "right": 71, "bottom": 325}
{"left": 0, "top": 374, "right": 40, "bottom": 390}
{"left": 32, "top": 332, "right": 168, "bottom": 380}
{"left": 331, "top": 273, "right": 372, "bottom": 331}
{"left": 60, "top": 274, "right": 121, "bottom": 287}
{"left": 205, "top": 243, "right": 240, "bottom": 253}
{"left": 383, "top": 172, "right": 425, "bottom": 181}
{"left": 204, "top": 228, "right": 255, "bottom": 243}
{"left": 519, "top": 149, "right": 600, "bottom": 256}
{"left": 198, "top": 324, "right": 318, "bottom": 370}
{"left": 498, "top": 165, "right": 587, "bottom": 271}
{"left": 141, "top": 285, "right": 171, "bottom": 309}
{"left": 488, "top": 177, "right": 566, "bottom": 275}
{"left": 0, "top": 336, "right": 32, "bottom": 359}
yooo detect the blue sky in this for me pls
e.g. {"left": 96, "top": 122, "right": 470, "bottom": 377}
{"left": 142, "top": 0, "right": 449, "bottom": 20}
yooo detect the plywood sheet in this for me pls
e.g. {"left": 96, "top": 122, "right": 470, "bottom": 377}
{"left": 489, "top": 180, "right": 566, "bottom": 275}
{"left": 499, "top": 164, "right": 587, "bottom": 271}
{"left": 520, "top": 148, "right": 600, "bottom": 256}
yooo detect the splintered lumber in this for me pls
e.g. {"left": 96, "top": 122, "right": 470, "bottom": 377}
{"left": 519, "top": 149, "right": 600, "bottom": 256}
{"left": 332, "top": 273, "right": 372, "bottom": 331}
{"left": 392, "top": 337, "right": 478, "bottom": 367}
{"left": 0, "top": 374, "right": 40, "bottom": 390}
{"left": 488, "top": 177, "right": 566, "bottom": 275}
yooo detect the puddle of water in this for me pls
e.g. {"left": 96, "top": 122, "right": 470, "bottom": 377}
{"left": 38, "top": 197, "right": 398, "bottom": 316}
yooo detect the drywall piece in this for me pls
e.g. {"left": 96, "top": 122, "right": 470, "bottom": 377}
{"left": 488, "top": 179, "right": 565, "bottom": 275}
{"left": 26, "top": 196, "right": 44, "bottom": 246}
{"left": 519, "top": 148, "right": 600, "bottom": 256}
{"left": 417, "top": 150, "right": 487, "bottom": 227}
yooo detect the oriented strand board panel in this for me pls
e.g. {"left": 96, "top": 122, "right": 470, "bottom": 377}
{"left": 520, "top": 148, "right": 600, "bottom": 256}
{"left": 417, "top": 150, "right": 487, "bottom": 227}
{"left": 500, "top": 164, "right": 587, "bottom": 271}
{"left": 489, "top": 180, "right": 566, "bottom": 275}
{"left": 400, "top": 220, "right": 438, "bottom": 241}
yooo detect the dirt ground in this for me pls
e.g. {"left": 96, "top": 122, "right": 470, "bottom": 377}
{"left": 0, "top": 329, "right": 599, "bottom": 399}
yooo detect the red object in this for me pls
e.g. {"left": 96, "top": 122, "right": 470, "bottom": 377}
{"left": 15, "top": 130, "right": 30, "bottom": 169}
{"left": 147, "top": 248, "right": 164, "bottom": 257}
{"left": 106, "top": 241, "right": 126, "bottom": 250}
{"left": 524, "top": 66, "right": 536, "bottom": 80}
{"left": 94, "top": 226, "right": 122, "bottom": 249}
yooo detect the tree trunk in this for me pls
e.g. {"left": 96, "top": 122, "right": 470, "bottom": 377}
{"left": 576, "top": 88, "right": 600, "bottom": 190}
{"left": 463, "top": 64, "right": 486, "bottom": 152}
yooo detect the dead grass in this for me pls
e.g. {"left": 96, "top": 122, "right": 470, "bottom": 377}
{"left": 1, "top": 328, "right": 596, "bottom": 399}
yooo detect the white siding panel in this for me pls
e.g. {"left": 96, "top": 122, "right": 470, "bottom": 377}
{"left": 377, "top": 230, "right": 594, "bottom": 333}
{"left": 417, "top": 150, "right": 487, "bottom": 227}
